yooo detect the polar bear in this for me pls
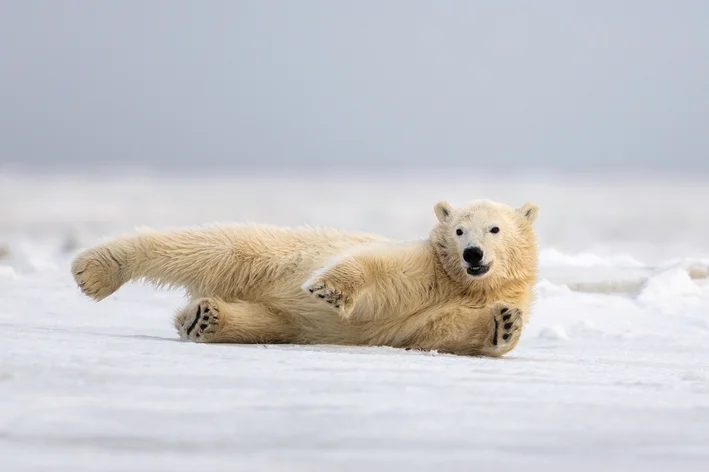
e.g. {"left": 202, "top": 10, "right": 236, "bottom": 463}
{"left": 71, "top": 199, "right": 539, "bottom": 357}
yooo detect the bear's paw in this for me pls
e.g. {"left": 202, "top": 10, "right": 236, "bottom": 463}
{"left": 71, "top": 246, "right": 125, "bottom": 301}
{"left": 302, "top": 276, "right": 355, "bottom": 318}
{"left": 175, "top": 298, "right": 222, "bottom": 342}
{"left": 488, "top": 303, "right": 524, "bottom": 355}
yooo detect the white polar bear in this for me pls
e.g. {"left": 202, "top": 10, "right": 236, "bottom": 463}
{"left": 71, "top": 199, "right": 539, "bottom": 357}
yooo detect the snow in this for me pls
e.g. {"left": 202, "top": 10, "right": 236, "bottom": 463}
{"left": 1, "top": 173, "right": 709, "bottom": 471}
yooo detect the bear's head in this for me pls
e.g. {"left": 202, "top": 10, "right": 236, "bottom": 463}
{"left": 431, "top": 199, "right": 539, "bottom": 288}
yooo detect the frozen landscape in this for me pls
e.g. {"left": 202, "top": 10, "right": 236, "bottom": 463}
{"left": 1, "top": 173, "right": 709, "bottom": 471}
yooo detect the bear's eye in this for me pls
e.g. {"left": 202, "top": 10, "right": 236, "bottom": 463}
{"left": 490, "top": 226, "right": 500, "bottom": 234}
{"left": 455, "top": 228, "right": 463, "bottom": 236}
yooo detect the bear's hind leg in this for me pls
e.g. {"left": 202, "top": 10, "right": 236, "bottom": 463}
{"left": 174, "top": 298, "right": 297, "bottom": 344}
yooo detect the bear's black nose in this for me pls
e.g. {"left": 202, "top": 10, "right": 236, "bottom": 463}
{"left": 463, "top": 246, "right": 484, "bottom": 265}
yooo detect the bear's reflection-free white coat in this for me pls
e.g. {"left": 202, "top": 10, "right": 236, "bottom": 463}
{"left": 71, "top": 199, "right": 539, "bottom": 357}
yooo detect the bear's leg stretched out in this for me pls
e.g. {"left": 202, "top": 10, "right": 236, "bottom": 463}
{"left": 72, "top": 226, "right": 376, "bottom": 302}
{"left": 174, "top": 297, "right": 298, "bottom": 344}
{"left": 72, "top": 226, "right": 284, "bottom": 301}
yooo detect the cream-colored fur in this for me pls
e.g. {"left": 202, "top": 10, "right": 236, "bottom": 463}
{"left": 71, "top": 199, "right": 539, "bottom": 357}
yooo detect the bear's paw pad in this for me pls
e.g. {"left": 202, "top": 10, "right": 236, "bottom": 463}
{"left": 491, "top": 304, "right": 523, "bottom": 348}
{"left": 175, "top": 298, "right": 221, "bottom": 342}
{"left": 303, "top": 278, "right": 352, "bottom": 315}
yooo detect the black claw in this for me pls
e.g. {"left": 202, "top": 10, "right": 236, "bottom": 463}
{"left": 503, "top": 333, "right": 510, "bottom": 340}
{"left": 504, "top": 322, "right": 513, "bottom": 330}
{"left": 195, "top": 333, "right": 200, "bottom": 338}
{"left": 309, "top": 288, "right": 314, "bottom": 293}
{"left": 492, "top": 318, "right": 499, "bottom": 346}
{"left": 502, "top": 314, "right": 511, "bottom": 322}
{"left": 186, "top": 307, "right": 201, "bottom": 335}
{"left": 200, "top": 323, "right": 208, "bottom": 330}
{"left": 318, "top": 294, "right": 325, "bottom": 298}
{"left": 500, "top": 307, "right": 508, "bottom": 314}
{"left": 335, "top": 304, "right": 340, "bottom": 308}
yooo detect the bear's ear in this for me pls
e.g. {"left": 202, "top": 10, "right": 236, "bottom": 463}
{"left": 434, "top": 201, "right": 453, "bottom": 223}
{"left": 518, "top": 202, "right": 539, "bottom": 224}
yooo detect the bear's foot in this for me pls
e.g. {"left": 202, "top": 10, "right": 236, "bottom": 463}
{"left": 72, "top": 246, "right": 125, "bottom": 301}
{"left": 302, "top": 276, "right": 354, "bottom": 318}
{"left": 485, "top": 303, "right": 524, "bottom": 356}
{"left": 175, "top": 298, "right": 222, "bottom": 342}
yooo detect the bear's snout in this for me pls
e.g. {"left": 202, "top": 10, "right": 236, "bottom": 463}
{"left": 462, "top": 246, "right": 484, "bottom": 265}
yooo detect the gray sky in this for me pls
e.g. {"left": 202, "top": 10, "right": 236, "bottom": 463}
{"left": 1, "top": 1, "right": 708, "bottom": 173}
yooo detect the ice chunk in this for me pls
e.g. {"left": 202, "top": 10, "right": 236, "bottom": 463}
{"left": 637, "top": 268, "right": 701, "bottom": 305}
{"left": 537, "top": 325, "right": 570, "bottom": 340}
{"left": 535, "top": 279, "right": 571, "bottom": 298}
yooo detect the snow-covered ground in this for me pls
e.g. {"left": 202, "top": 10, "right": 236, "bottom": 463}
{"left": 1, "top": 173, "right": 709, "bottom": 471}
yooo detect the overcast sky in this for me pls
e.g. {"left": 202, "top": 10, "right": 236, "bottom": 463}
{"left": 1, "top": 1, "right": 707, "bottom": 174}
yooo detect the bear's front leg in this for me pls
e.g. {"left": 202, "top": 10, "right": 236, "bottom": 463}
{"left": 406, "top": 303, "right": 526, "bottom": 358}
{"left": 302, "top": 258, "right": 367, "bottom": 319}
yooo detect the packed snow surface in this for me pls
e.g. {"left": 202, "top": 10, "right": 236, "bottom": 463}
{"left": 1, "top": 173, "right": 708, "bottom": 471}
